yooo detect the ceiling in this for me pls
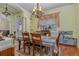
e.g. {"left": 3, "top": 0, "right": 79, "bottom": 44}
{"left": 0, "top": 3, "right": 72, "bottom": 15}
{"left": 18, "top": 3, "right": 71, "bottom": 12}
{"left": 0, "top": 3, "right": 22, "bottom": 15}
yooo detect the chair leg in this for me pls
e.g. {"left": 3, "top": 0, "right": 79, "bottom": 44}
{"left": 18, "top": 40, "right": 21, "bottom": 50}
{"left": 23, "top": 45, "right": 26, "bottom": 53}
{"left": 40, "top": 48, "right": 42, "bottom": 56}
{"left": 40, "top": 45, "right": 42, "bottom": 56}
{"left": 33, "top": 46, "right": 35, "bottom": 56}
{"left": 45, "top": 47, "right": 48, "bottom": 55}
{"left": 47, "top": 47, "right": 50, "bottom": 55}
{"left": 28, "top": 46, "right": 30, "bottom": 55}
{"left": 52, "top": 49, "right": 55, "bottom": 56}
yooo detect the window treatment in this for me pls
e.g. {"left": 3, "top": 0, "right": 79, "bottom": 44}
{"left": 39, "top": 12, "right": 60, "bottom": 27}
{"left": 38, "top": 12, "right": 60, "bottom": 36}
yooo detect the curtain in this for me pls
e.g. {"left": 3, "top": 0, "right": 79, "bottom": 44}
{"left": 38, "top": 12, "right": 60, "bottom": 37}
{"left": 39, "top": 12, "right": 60, "bottom": 27}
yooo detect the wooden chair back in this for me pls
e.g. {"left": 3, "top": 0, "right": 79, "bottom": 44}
{"left": 22, "top": 32, "right": 30, "bottom": 43}
{"left": 31, "top": 33, "right": 42, "bottom": 45}
{"left": 22, "top": 32, "right": 30, "bottom": 54}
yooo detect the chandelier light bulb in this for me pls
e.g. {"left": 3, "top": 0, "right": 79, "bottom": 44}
{"left": 39, "top": 6, "right": 42, "bottom": 11}
{"left": 32, "top": 3, "right": 45, "bottom": 18}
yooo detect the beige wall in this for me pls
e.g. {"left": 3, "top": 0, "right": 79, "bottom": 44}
{"left": 46, "top": 4, "right": 77, "bottom": 37}
{"left": 0, "top": 14, "right": 9, "bottom": 30}
{"left": 23, "top": 10, "right": 31, "bottom": 32}
{"left": 8, "top": 5, "right": 31, "bottom": 34}
{"left": 8, "top": 13, "right": 23, "bottom": 34}
{"left": 8, "top": 11, "right": 31, "bottom": 34}
{"left": 46, "top": 4, "right": 79, "bottom": 47}
{"left": 60, "top": 4, "right": 77, "bottom": 38}
{"left": 0, "top": 13, "right": 30, "bottom": 34}
{"left": 75, "top": 4, "right": 79, "bottom": 48}
{"left": 0, "top": 19, "right": 9, "bottom": 30}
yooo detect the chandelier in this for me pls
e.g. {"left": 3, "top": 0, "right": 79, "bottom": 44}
{"left": 32, "top": 3, "right": 44, "bottom": 18}
{"left": 2, "top": 4, "right": 11, "bottom": 17}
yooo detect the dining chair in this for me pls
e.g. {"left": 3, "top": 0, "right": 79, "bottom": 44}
{"left": 22, "top": 32, "right": 30, "bottom": 55}
{"left": 31, "top": 33, "right": 43, "bottom": 56}
{"left": 53, "top": 32, "right": 61, "bottom": 56}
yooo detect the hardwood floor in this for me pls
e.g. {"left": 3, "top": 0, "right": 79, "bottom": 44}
{"left": 0, "top": 47, "right": 15, "bottom": 56}
{"left": 15, "top": 41, "right": 79, "bottom": 56}
{"left": 15, "top": 44, "right": 79, "bottom": 56}
{"left": 59, "top": 44, "right": 79, "bottom": 56}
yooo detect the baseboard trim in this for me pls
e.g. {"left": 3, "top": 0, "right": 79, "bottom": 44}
{"left": 59, "top": 43, "right": 76, "bottom": 47}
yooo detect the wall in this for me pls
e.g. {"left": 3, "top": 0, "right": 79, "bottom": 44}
{"left": 8, "top": 13, "right": 23, "bottom": 34}
{"left": 0, "top": 4, "right": 31, "bottom": 40}
{"left": 15, "top": 4, "right": 31, "bottom": 32}
{"left": 0, "top": 19, "right": 9, "bottom": 30}
{"left": 46, "top": 4, "right": 77, "bottom": 37}
{"left": 0, "top": 8, "right": 9, "bottom": 30}
{"left": 60, "top": 4, "right": 77, "bottom": 38}
{"left": 46, "top": 4, "right": 79, "bottom": 47}
{"left": 0, "top": 4, "right": 22, "bottom": 34}
{"left": 8, "top": 4, "right": 31, "bottom": 34}
{"left": 22, "top": 10, "right": 31, "bottom": 32}
{"left": 8, "top": 11, "right": 31, "bottom": 34}
{"left": 75, "top": 4, "right": 79, "bottom": 48}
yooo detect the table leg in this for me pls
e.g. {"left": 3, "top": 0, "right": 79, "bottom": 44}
{"left": 18, "top": 40, "right": 21, "bottom": 50}
{"left": 48, "top": 47, "right": 54, "bottom": 56}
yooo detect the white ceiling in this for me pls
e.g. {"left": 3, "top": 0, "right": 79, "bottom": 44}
{"left": 0, "top": 3, "right": 22, "bottom": 15}
{"left": 18, "top": 3, "right": 71, "bottom": 12}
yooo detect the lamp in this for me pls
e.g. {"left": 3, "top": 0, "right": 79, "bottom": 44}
{"left": 2, "top": 4, "right": 11, "bottom": 17}
{"left": 32, "top": 3, "right": 44, "bottom": 18}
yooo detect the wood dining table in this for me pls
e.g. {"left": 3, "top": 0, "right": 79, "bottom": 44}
{"left": 18, "top": 32, "right": 58, "bottom": 55}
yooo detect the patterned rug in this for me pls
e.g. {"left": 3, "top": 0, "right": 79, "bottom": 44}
{"left": 14, "top": 40, "right": 50, "bottom": 56}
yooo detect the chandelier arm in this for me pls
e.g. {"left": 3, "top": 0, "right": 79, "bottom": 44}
{"left": 5, "top": 4, "right": 8, "bottom": 12}
{"left": 32, "top": 3, "right": 45, "bottom": 18}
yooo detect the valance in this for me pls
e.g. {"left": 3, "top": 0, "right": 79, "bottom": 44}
{"left": 39, "top": 12, "right": 60, "bottom": 27}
